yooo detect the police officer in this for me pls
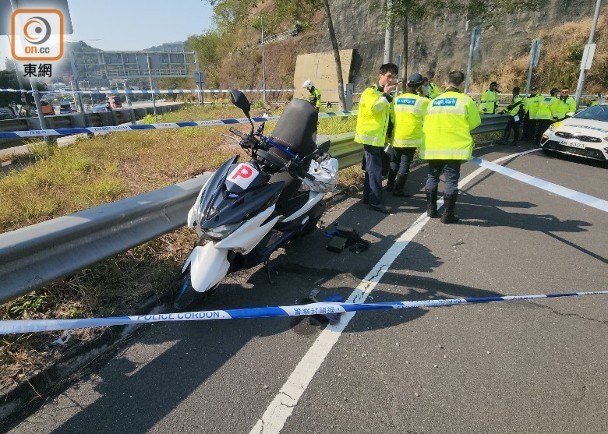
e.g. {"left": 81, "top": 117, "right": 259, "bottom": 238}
{"left": 554, "top": 87, "right": 576, "bottom": 121}
{"left": 479, "top": 81, "right": 500, "bottom": 114}
{"left": 392, "top": 72, "right": 430, "bottom": 197}
{"left": 355, "top": 63, "right": 399, "bottom": 213}
{"left": 501, "top": 86, "right": 524, "bottom": 145}
{"left": 303, "top": 80, "right": 322, "bottom": 111}
{"left": 424, "top": 72, "right": 441, "bottom": 99}
{"left": 535, "top": 87, "right": 559, "bottom": 145}
{"left": 523, "top": 86, "right": 542, "bottom": 140}
{"left": 420, "top": 70, "right": 481, "bottom": 224}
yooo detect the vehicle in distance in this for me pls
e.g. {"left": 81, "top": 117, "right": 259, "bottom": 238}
{"left": 0, "top": 107, "right": 16, "bottom": 120}
{"left": 92, "top": 104, "right": 109, "bottom": 113}
{"left": 107, "top": 95, "right": 122, "bottom": 109}
{"left": 541, "top": 104, "right": 608, "bottom": 163}
{"left": 58, "top": 100, "right": 75, "bottom": 114}
{"left": 31, "top": 102, "right": 54, "bottom": 116}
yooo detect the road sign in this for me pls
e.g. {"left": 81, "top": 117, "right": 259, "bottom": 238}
{"left": 581, "top": 43, "right": 596, "bottom": 71}
{"left": 194, "top": 71, "right": 205, "bottom": 84}
{"left": 531, "top": 38, "right": 542, "bottom": 67}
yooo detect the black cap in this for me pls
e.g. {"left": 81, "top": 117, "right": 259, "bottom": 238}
{"left": 550, "top": 87, "right": 559, "bottom": 94}
{"left": 408, "top": 73, "right": 424, "bottom": 85}
{"left": 513, "top": 86, "right": 520, "bottom": 92}
{"left": 490, "top": 81, "right": 499, "bottom": 86}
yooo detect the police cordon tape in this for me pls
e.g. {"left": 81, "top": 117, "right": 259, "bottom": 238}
{"left": 1, "top": 290, "right": 607, "bottom": 335}
{"left": 51, "top": 88, "right": 295, "bottom": 95}
{"left": 0, "top": 88, "right": 294, "bottom": 94}
{"left": 470, "top": 156, "right": 608, "bottom": 213}
{"left": 0, "top": 111, "right": 357, "bottom": 139}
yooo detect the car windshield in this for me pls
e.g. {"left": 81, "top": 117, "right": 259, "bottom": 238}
{"left": 573, "top": 105, "right": 608, "bottom": 122}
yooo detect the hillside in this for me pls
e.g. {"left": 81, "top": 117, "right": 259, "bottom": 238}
{"left": 198, "top": 0, "right": 607, "bottom": 97}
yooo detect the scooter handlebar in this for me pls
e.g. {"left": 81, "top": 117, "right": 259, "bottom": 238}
{"left": 229, "top": 127, "right": 246, "bottom": 139}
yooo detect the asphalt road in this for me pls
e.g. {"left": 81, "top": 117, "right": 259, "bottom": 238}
{"left": 7, "top": 143, "right": 608, "bottom": 434}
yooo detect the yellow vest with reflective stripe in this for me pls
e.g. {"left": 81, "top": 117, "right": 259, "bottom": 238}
{"left": 508, "top": 95, "right": 524, "bottom": 116}
{"left": 393, "top": 92, "right": 429, "bottom": 148}
{"left": 355, "top": 85, "right": 393, "bottom": 147}
{"left": 479, "top": 89, "right": 498, "bottom": 114}
{"left": 536, "top": 96, "right": 558, "bottom": 120}
{"left": 553, "top": 96, "right": 576, "bottom": 120}
{"left": 308, "top": 88, "right": 322, "bottom": 109}
{"left": 524, "top": 94, "right": 542, "bottom": 119}
{"left": 420, "top": 90, "right": 482, "bottom": 160}
{"left": 428, "top": 82, "right": 441, "bottom": 99}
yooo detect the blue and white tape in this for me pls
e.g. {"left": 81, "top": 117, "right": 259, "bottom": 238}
{"left": 1, "top": 290, "right": 607, "bottom": 335}
{"left": 0, "top": 88, "right": 295, "bottom": 95}
{"left": 0, "top": 111, "right": 357, "bottom": 139}
{"left": 471, "top": 157, "right": 608, "bottom": 213}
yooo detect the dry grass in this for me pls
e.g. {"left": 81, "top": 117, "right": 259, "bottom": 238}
{"left": 494, "top": 15, "right": 608, "bottom": 94}
{"left": 0, "top": 103, "right": 359, "bottom": 394}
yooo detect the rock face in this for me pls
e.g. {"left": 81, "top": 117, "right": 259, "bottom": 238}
{"left": 312, "top": 0, "right": 603, "bottom": 91}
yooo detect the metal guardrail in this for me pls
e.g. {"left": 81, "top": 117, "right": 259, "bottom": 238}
{"left": 0, "top": 104, "right": 183, "bottom": 147}
{"left": 0, "top": 115, "right": 508, "bottom": 304}
{"left": 0, "top": 175, "right": 211, "bottom": 303}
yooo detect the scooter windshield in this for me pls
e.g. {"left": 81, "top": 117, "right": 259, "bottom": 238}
{"left": 270, "top": 98, "right": 318, "bottom": 157}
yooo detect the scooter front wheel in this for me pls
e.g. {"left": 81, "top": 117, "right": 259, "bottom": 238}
{"left": 174, "top": 266, "right": 218, "bottom": 311}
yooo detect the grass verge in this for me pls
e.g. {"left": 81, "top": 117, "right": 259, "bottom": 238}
{"left": 0, "top": 102, "right": 361, "bottom": 395}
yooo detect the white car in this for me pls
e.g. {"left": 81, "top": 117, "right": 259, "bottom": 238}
{"left": 541, "top": 104, "right": 608, "bottom": 162}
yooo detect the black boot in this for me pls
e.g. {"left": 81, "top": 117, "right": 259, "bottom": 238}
{"left": 441, "top": 192, "right": 459, "bottom": 224}
{"left": 393, "top": 174, "right": 409, "bottom": 197}
{"left": 386, "top": 168, "right": 397, "bottom": 192}
{"left": 425, "top": 188, "right": 438, "bottom": 218}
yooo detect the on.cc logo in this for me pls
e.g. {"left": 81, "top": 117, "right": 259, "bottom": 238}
{"left": 11, "top": 9, "right": 64, "bottom": 61}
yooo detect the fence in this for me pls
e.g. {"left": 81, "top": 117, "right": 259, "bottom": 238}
{"left": 0, "top": 104, "right": 183, "bottom": 148}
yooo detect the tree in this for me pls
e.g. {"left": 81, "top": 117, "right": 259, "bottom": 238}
{"left": 187, "top": 31, "right": 223, "bottom": 89}
{"left": 299, "top": 0, "right": 347, "bottom": 110}
{"left": 388, "top": 0, "right": 428, "bottom": 81}
{"left": 0, "top": 70, "right": 21, "bottom": 107}
{"left": 384, "top": 0, "right": 548, "bottom": 81}
{"left": 321, "top": 0, "right": 346, "bottom": 110}
{"left": 206, "top": 0, "right": 347, "bottom": 109}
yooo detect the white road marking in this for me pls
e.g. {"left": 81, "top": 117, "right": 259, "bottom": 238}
{"left": 249, "top": 150, "right": 533, "bottom": 434}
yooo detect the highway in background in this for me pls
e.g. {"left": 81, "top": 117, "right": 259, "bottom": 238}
{"left": 6, "top": 144, "right": 608, "bottom": 434}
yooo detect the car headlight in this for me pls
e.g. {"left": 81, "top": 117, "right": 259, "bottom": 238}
{"left": 202, "top": 221, "right": 243, "bottom": 240}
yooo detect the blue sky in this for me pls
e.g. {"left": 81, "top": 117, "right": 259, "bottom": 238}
{"left": 1, "top": 0, "right": 215, "bottom": 69}
{"left": 65, "top": 0, "right": 215, "bottom": 50}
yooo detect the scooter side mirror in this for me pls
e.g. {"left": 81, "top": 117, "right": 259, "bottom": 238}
{"left": 230, "top": 90, "right": 251, "bottom": 118}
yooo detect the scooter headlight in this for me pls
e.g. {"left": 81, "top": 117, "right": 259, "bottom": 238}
{"left": 202, "top": 221, "right": 243, "bottom": 241}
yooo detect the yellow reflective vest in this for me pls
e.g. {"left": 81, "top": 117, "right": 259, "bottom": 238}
{"left": 420, "top": 90, "right": 482, "bottom": 160}
{"left": 553, "top": 96, "right": 576, "bottom": 120}
{"left": 355, "top": 85, "right": 394, "bottom": 147}
{"left": 393, "top": 92, "right": 429, "bottom": 148}
{"left": 428, "top": 82, "right": 441, "bottom": 99}
{"left": 507, "top": 94, "right": 524, "bottom": 117}
{"left": 308, "top": 87, "right": 322, "bottom": 109}
{"left": 524, "top": 94, "right": 542, "bottom": 119}
{"left": 479, "top": 89, "right": 498, "bottom": 114}
{"left": 536, "top": 95, "right": 558, "bottom": 120}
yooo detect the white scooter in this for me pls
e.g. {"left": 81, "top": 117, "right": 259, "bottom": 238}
{"left": 175, "top": 90, "right": 338, "bottom": 309}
